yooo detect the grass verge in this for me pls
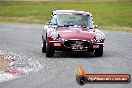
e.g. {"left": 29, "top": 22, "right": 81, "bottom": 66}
{"left": 0, "top": 1, "right": 132, "bottom": 32}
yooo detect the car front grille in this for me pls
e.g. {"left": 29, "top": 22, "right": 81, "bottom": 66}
{"left": 64, "top": 40, "right": 90, "bottom": 48}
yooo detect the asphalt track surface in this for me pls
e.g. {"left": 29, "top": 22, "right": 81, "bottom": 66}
{"left": 0, "top": 23, "right": 132, "bottom": 88}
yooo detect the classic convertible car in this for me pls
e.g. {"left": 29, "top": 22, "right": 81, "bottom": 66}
{"left": 42, "top": 10, "right": 105, "bottom": 57}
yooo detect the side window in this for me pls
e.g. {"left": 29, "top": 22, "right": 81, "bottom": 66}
{"left": 88, "top": 16, "right": 94, "bottom": 29}
{"left": 50, "top": 15, "right": 58, "bottom": 25}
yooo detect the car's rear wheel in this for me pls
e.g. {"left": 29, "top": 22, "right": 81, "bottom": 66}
{"left": 46, "top": 43, "right": 55, "bottom": 57}
{"left": 42, "top": 39, "right": 46, "bottom": 53}
{"left": 94, "top": 47, "right": 103, "bottom": 57}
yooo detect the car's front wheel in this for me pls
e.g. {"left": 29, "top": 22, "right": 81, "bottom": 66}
{"left": 46, "top": 43, "right": 55, "bottom": 57}
{"left": 94, "top": 47, "right": 103, "bottom": 57}
{"left": 42, "top": 39, "right": 46, "bottom": 53}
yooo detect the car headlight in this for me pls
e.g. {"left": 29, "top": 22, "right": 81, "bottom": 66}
{"left": 51, "top": 31, "right": 58, "bottom": 40}
{"left": 94, "top": 33, "right": 104, "bottom": 41}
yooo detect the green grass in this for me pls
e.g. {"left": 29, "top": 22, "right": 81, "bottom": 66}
{"left": 0, "top": 1, "right": 132, "bottom": 32}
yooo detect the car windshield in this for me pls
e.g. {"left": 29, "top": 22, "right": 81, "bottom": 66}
{"left": 50, "top": 13, "right": 94, "bottom": 28}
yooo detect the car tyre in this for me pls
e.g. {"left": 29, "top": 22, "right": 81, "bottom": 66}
{"left": 46, "top": 43, "right": 55, "bottom": 57}
{"left": 94, "top": 47, "right": 103, "bottom": 57}
{"left": 42, "top": 39, "right": 46, "bottom": 53}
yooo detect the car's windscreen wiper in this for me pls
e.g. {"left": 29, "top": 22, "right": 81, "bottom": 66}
{"left": 58, "top": 25, "right": 74, "bottom": 27}
{"left": 80, "top": 26, "right": 87, "bottom": 28}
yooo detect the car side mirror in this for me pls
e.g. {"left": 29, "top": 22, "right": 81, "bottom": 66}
{"left": 43, "top": 25, "right": 48, "bottom": 30}
{"left": 94, "top": 25, "right": 98, "bottom": 29}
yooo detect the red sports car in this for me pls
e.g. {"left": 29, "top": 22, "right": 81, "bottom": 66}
{"left": 42, "top": 10, "right": 105, "bottom": 57}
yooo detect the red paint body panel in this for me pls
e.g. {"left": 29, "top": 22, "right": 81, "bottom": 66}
{"left": 57, "top": 27, "right": 95, "bottom": 40}
{"left": 58, "top": 31, "right": 94, "bottom": 41}
{"left": 44, "top": 26, "right": 105, "bottom": 52}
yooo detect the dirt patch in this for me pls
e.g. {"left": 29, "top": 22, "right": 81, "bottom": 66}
{"left": 0, "top": 56, "right": 9, "bottom": 70}
{"left": 0, "top": 54, "right": 14, "bottom": 71}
